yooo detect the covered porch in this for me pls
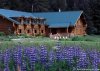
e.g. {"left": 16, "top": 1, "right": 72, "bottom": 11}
{"left": 49, "top": 26, "right": 75, "bottom": 39}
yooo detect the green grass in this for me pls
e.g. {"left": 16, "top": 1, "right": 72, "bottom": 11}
{"left": 0, "top": 35, "right": 100, "bottom": 50}
{"left": 71, "top": 35, "right": 100, "bottom": 42}
{"left": 0, "top": 40, "right": 100, "bottom": 50}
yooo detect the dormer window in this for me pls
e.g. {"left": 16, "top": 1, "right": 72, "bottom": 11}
{"left": 42, "top": 19, "right": 46, "bottom": 24}
{"left": 34, "top": 19, "right": 37, "bottom": 24}
{"left": 19, "top": 18, "right": 24, "bottom": 24}
{"left": 26, "top": 19, "right": 30, "bottom": 24}
{"left": 21, "top": 19, "right": 24, "bottom": 24}
{"left": 36, "top": 19, "right": 38, "bottom": 24}
{"left": 29, "top": 19, "right": 32, "bottom": 24}
{"left": 18, "top": 16, "right": 25, "bottom": 24}
{"left": 39, "top": 19, "right": 43, "bottom": 24}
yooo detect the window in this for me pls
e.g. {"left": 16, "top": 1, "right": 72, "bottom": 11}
{"left": 27, "top": 30, "right": 30, "bottom": 33}
{"left": 19, "top": 29, "right": 22, "bottom": 33}
{"left": 26, "top": 20, "right": 30, "bottom": 24}
{"left": 34, "top": 30, "right": 37, "bottom": 33}
{"left": 41, "top": 30, "right": 44, "bottom": 33}
{"left": 7, "top": 26, "right": 11, "bottom": 30}
{"left": 0, "top": 20, "right": 3, "bottom": 24}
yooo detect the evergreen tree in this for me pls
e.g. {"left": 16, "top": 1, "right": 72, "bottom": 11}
{"left": 0, "top": 0, "right": 100, "bottom": 34}
{"left": 91, "top": 0, "right": 100, "bottom": 34}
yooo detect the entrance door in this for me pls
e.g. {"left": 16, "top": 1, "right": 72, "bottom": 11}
{"left": 51, "top": 28, "right": 57, "bottom": 34}
{"left": 68, "top": 26, "right": 74, "bottom": 33}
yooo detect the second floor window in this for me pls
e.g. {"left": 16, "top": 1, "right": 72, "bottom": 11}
{"left": 41, "top": 30, "right": 44, "bottom": 33}
{"left": 0, "top": 20, "right": 3, "bottom": 24}
{"left": 34, "top": 30, "right": 37, "bottom": 33}
{"left": 27, "top": 30, "right": 30, "bottom": 33}
{"left": 19, "top": 29, "right": 22, "bottom": 33}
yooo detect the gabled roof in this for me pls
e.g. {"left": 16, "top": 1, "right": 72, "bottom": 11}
{"left": 0, "top": 9, "right": 83, "bottom": 28}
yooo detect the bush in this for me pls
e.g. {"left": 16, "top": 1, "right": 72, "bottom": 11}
{"left": 0, "top": 36, "right": 11, "bottom": 41}
{"left": 0, "top": 32, "right": 5, "bottom": 36}
{"left": 18, "top": 34, "right": 28, "bottom": 38}
{"left": 59, "top": 38, "right": 72, "bottom": 41}
{"left": 72, "top": 36, "right": 85, "bottom": 41}
{"left": 71, "top": 35, "right": 100, "bottom": 42}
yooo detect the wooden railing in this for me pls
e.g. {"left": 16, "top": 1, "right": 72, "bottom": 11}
{"left": 49, "top": 33, "right": 75, "bottom": 40}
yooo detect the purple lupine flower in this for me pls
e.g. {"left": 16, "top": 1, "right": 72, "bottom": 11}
{"left": 40, "top": 46, "right": 48, "bottom": 65}
{"left": 77, "top": 49, "right": 89, "bottom": 69}
{"left": 88, "top": 50, "right": 100, "bottom": 71}
{"left": 4, "top": 66, "right": 10, "bottom": 71}
{"left": 28, "top": 48, "right": 37, "bottom": 71}
{"left": 13, "top": 47, "right": 23, "bottom": 71}
{"left": 74, "top": 47, "right": 82, "bottom": 57}
{"left": 66, "top": 47, "right": 74, "bottom": 65}
{"left": 62, "top": 47, "right": 69, "bottom": 60}
{"left": 4, "top": 49, "right": 10, "bottom": 67}
{"left": 55, "top": 45, "right": 62, "bottom": 61}
{"left": 0, "top": 50, "right": 3, "bottom": 62}
{"left": 21, "top": 60, "right": 27, "bottom": 71}
{"left": 48, "top": 50, "right": 55, "bottom": 66}
{"left": 23, "top": 48, "right": 30, "bottom": 59}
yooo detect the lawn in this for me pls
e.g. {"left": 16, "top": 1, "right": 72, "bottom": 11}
{"left": 0, "top": 35, "right": 100, "bottom": 50}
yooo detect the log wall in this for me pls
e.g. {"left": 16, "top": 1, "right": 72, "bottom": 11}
{"left": 0, "top": 16, "right": 14, "bottom": 35}
{"left": 72, "top": 17, "right": 87, "bottom": 36}
{"left": 0, "top": 15, "right": 87, "bottom": 36}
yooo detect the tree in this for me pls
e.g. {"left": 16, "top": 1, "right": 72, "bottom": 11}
{"left": 83, "top": 0, "right": 100, "bottom": 34}
{"left": 48, "top": 0, "right": 67, "bottom": 11}
{"left": 91, "top": 0, "right": 100, "bottom": 34}
{"left": 30, "top": 0, "right": 49, "bottom": 12}
{"left": 0, "top": 0, "right": 100, "bottom": 34}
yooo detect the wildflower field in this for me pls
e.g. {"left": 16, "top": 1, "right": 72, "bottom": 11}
{"left": 0, "top": 35, "right": 100, "bottom": 71}
{"left": 0, "top": 44, "right": 100, "bottom": 71}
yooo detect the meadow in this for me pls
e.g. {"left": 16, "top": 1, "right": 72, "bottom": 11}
{"left": 0, "top": 35, "right": 100, "bottom": 50}
{"left": 0, "top": 35, "right": 100, "bottom": 71}
{"left": 0, "top": 42, "right": 100, "bottom": 71}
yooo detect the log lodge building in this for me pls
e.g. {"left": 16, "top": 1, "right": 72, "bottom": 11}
{"left": 0, "top": 9, "right": 87, "bottom": 37}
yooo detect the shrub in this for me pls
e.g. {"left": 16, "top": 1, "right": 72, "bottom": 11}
{"left": 72, "top": 36, "right": 85, "bottom": 41}
{"left": 0, "top": 36, "right": 11, "bottom": 41}
{"left": 0, "top": 32, "right": 5, "bottom": 36}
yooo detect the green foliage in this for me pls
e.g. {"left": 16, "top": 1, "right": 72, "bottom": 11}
{"left": 71, "top": 35, "right": 100, "bottom": 42}
{"left": 0, "top": 0, "right": 100, "bottom": 34}
{"left": 0, "top": 35, "right": 100, "bottom": 50}
{"left": 72, "top": 36, "right": 86, "bottom": 41}
{"left": 17, "top": 34, "right": 33, "bottom": 38}
{"left": 0, "top": 32, "right": 5, "bottom": 36}
{"left": 0, "top": 61, "right": 4, "bottom": 71}
{"left": 0, "top": 36, "right": 11, "bottom": 41}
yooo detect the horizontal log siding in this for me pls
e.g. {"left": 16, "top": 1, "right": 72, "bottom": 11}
{"left": 73, "top": 18, "right": 87, "bottom": 35}
{"left": 0, "top": 16, "right": 14, "bottom": 35}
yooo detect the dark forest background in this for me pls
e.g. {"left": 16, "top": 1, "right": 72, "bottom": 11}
{"left": 0, "top": 0, "right": 100, "bottom": 35}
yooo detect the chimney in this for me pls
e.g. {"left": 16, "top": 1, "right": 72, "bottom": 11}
{"left": 59, "top": 8, "right": 61, "bottom": 12}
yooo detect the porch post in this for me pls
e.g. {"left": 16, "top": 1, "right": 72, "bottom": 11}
{"left": 74, "top": 25, "right": 76, "bottom": 36}
{"left": 67, "top": 27, "right": 69, "bottom": 36}
{"left": 13, "top": 22, "right": 16, "bottom": 35}
{"left": 50, "top": 28, "right": 51, "bottom": 34}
